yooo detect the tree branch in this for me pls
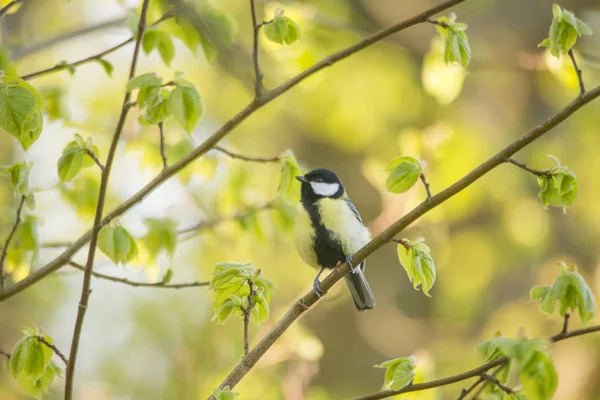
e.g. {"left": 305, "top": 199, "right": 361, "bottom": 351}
{"left": 243, "top": 280, "right": 255, "bottom": 356}
{"left": 250, "top": 0, "right": 264, "bottom": 96}
{"left": 63, "top": 1, "right": 152, "bottom": 398}
{"left": 85, "top": 148, "right": 105, "bottom": 171}
{"left": 20, "top": 13, "right": 173, "bottom": 81}
{"left": 506, "top": 158, "right": 550, "bottom": 177}
{"left": 158, "top": 122, "right": 168, "bottom": 169}
{"left": 36, "top": 336, "right": 68, "bottom": 365}
{"left": 0, "top": 0, "right": 22, "bottom": 18}
{"left": 68, "top": 261, "right": 208, "bottom": 289}
{"left": 0, "top": 196, "right": 25, "bottom": 292}
{"left": 568, "top": 49, "right": 585, "bottom": 96}
{"left": 481, "top": 373, "right": 514, "bottom": 395}
{"left": 0, "top": 350, "right": 10, "bottom": 358}
{"left": 420, "top": 173, "right": 432, "bottom": 198}
{"left": 214, "top": 146, "right": 280, "bottom": 163}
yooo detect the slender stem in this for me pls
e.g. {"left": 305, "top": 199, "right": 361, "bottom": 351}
{"left": 391, "top": 238, "right": 411, "bottom": 250}
{"left": 250, "top": 0, "right": 263, "bottom": 96}
{"left": 456, "top": 376, "right": 485, "bottom": 400}
{"left": 158, "top": 122, "right": 168, "bottom": 169}
{"left": 426, "top": 18, "right": 449, "bottom": 28}
{"left": 568, "top": 49, "right": 585, "bottom": 96}
{"left": 420, "top": 173, "right": 432, "bottom": 198}
{"left": 63, "top": 1, "right": 151, "bottom": 398}
{"left": 470, "top": 364, "right": 505, "bottom": 399}
{"left": 0, "top": 0, "right": 21, "bottom": 18}
{"left": 85, "top": 149, "right": 105, "bottom": 171}
{"left": 68, "top": 261, "right": 208, "bottom": 289}
{"left": 0, "top": 350, "right": 10, "bottom": 358}
{"left": 506, "top": 158, "right": 550, "bottom": 177}
{"left": 21, "top": 13, "right": 172, "bottom": 81}
{"left": 481, "top": 373, "right": 513, "bottom": 394}
{"left": 36, "top": 336, "right": 68, "bottom": 365}
{"left": 0, "top": 196, "right": 25, "bottom": 291}
{"left": 243, "top": 280, "right": 255, "bottom": 356}
{"left": 214, "top": 146, "right": 280, "bottom": 163}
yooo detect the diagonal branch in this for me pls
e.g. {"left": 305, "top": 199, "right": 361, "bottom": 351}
{"left": 250, "top": 0, "right": 264, "bottom": 96}
{"left": 36, "top": 336, "right": 68, "bottom": 365}
{"left": 0, "top": 0, "right": 471, "bottom": 304}
{"left": 568, "top": 49, "right": 585, "bottom": 96}
{"left": 68, "top": 261, "right": 209, "bottom": 289}
{"left": 506, "top": 158, "right": 550, "bottom": 177}
{"left": 158, "top": 122, "right": 168, "bottom": 169}
{"left": 63, "top": 1, "right": 152, "bottom": 398}
{"left": 0, "top": 196, "right": 25, "bottom": 291}
{"left": 214, "top": 146, "right": 280, "bottom": 163}
{"left": 242, "top": 280, "right": 255, "bottom": 356}
{"left": 85, "top": 148, "right": 105, "bottom": 171}
{"left": 21, "top": 13, "right": 173, "bottom": 81}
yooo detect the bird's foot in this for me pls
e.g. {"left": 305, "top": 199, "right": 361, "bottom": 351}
{"left": 346, "top": 255, "right": 359, "bottom": 273}
{"left": 312, "top": 278, "right": 325, "bottom": 300}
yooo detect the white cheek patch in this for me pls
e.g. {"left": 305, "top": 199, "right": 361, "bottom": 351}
{"left": 310, "top": 182, "right": 339, "bottom": 197}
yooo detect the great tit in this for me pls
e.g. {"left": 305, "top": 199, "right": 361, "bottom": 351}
{"left": 294, "top": 168, "right": 375, "bottom": 311}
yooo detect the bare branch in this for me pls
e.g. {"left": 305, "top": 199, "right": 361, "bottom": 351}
{"left": 568, "top": 49, "right": 585, "bottom": 96}
{"left": 391, "top": 238, "right": 411, "bottom": 250}
{"left": 0, "top": 350, "right": 10, "bottom": 358}
{"left": 36, "top": 336, "right": 68, "bottom": 365}
{"left": 420, "top": 173, "right": 432, "bottom": 198}
{"left": 481, "top": 373, "right": 514, "bottom": 395}
{"left": 250, "top": 0, "right": 264, "bottom": 96}
{"left": 506, "top": 158, "right": 551, "bottom": 177}
{"left": 243, "top": 280, "right": 255, "bottom": 356}
{"left": 63, "top": 1, "right": 152, "bottom": 398}
{"left": 456, "top": 375, "right": 485, "bottom": 400}
{"left": 68, "top": 261, "right": 209, "bottom": 289}
{"left": 85, "top": 148, "right": 105, "bottom": 171}
{"left": 0, "top": 0, "right": 22, "bottom": 18}
{"left": 215, "top": 146, "right": 280, "bottom": 163}
{"left": 426, "top": 18, "right": 449, "bottom": 28}
{"left": 158, "top": 122, "right": 168, "bottom": 170}
{"left": 21, "top": 13, "right": 173, "bottom": 81}
{"left": 0, "top": 196, "right": 25, "bottom": 291}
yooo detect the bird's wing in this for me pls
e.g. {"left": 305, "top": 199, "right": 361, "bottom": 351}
{"left": 344, "top": 198, "right": 363, "bottom": 225}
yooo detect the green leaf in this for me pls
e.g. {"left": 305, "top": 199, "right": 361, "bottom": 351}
{"left": 139, "top": 87, "right": 170, "bottom": 124}
{"left": 385, "top": 156, "right": 424, "bottom": 193}
{"left": 126, "top": 73, "right": 162, "bottom": 92}
{"left": 277, "top": 150, "right": 302, "bottom": 204}
{"left": 435, "top": 15, "right": 471, "bottom": 67}
{"left": 194, "top": 4, "right": 235, "bottom": 62}
{"left": 374, "top": 356, "right": 416, "bottom": 390}
{"left": 98, "top": 225, "right": 138, "bottom": 265}
{"left": 537, "top": 155, "right": 578, "bottom": 213}
{"left": 15, "top": 362, "right": 57, "bottom": 400}
{"left": 14, "top": 215, "right": 39, "bottom": 252}
{"left": 161, "top": 267, "right": 174, "bottom": 284}
{"left": 143, "top": 29, "right": 175, "bottom": 66}
{"left": 95, "top": 59, "right": 114, "bottom": 77}
{"left": 397, "top": 239, "right": 436, "bottom": 296}
{"left": 212, "top": 386, "right": 238, "bottom": 400}
{"left": 57, "top": 144, "right": 85, "bottom": 183}
{"left": 0, "top": 47, "right": 18, "bottom": 76}
{"left": 520, "top": 351, "right": 558, "bottom": 400}
{"left": 264, "top": 13, "right": 301, "bottom": 45}
{"left": 0, "top": 78, "right": 44, "bottom": 151}
{"left": 251, "top": 291, "right": 270, "bottom": 324}
{"left": 1, "top": 161, "right": 32, "bottom": 195}
{"left": 539, "top": 4, "right": 592, "bottom": 58}
{"left": 57, "top": 60, "right": 76, "bottom": 75}
{"left": 530, "top": 262, "right": 595, "bottom": 323}
{"left": 142, "top": 218, "right": 179, "bottom": 260}
{"left": 169, "top": 85, "right": 203, "bottom": 133}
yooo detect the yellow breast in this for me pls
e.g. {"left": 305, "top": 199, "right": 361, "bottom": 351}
{"left": 294, "top": 203, "right": 319, "bottom": 269}
{"left": 318, "top": 198, "right": 371, "bottom": 255}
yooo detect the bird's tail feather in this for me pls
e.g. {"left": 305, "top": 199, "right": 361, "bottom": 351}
{"left": 344, "top": 266, "right": 375, "bottom": 311}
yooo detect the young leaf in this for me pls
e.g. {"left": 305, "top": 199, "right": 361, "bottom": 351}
{"left": 142, "top": 218, "right": 178, "bottom": 260}
{"left": 538, "top": 4, "right": 593, "bottom": 58}
{"left": 520, "top": 351, "right": 558, "bottom": 400}
{"left": 57, "top": 144, "right": 85, "bottom": 182}
{"left": 161, "top": 267, "right": 174, "bottom": 284}
{"left": 194, "top": 4, "right": 235, "bottom": 62}
{"left": 537, "top": 155, "right": 578, "bottom": 213}
{"left": 126, "top": 73, "right": 162, "bottom": 92}
{"left": 212, "top": 386, "right": 238, "bottom": 400}
{"left": 397, "top": 238, "right": 436, "bottom": 296}
{"left": 1, "top": 161, "right": 32, "bottom": 195}
{"left": 98, "top": 225, "right": 138, "bottom": 265}
{"left": 374, "top": 356, "right": 416, "bottom": 390}
{"left": 139, "top": 87, "right": 170, "bottom": 124}
{"left": 263, "top": 11, "right": 301, "bottom": 45}
{"left": 143, "top": 29, "right": 176, "bottom": 66}
{"left": 169, "top": 85, "right": 203, "bottom": 133}
{"left": 385, "top": 156, "right": 424, "bottom": 193}
{"left": 95, "top": 59, "right": 114, "bottom": 77}
{"left": 434, "top": 14, "right": 471, "bottom": 67}
{"left": 0, "top": 78, "right": 44, "bottom": 150}
{"left": 530, "top": 262, "right": 595, "bottom": 323}
{"left": 278, "top": 150, "right": 302, "bottom": 204}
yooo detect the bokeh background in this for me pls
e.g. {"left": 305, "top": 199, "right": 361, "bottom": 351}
{"left": 1, "top": 0, "right": 600, "bottom": 399}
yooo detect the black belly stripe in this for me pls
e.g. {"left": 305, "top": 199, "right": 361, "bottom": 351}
{"left": 301, "top": 199, "right": 346, "bottom": 269}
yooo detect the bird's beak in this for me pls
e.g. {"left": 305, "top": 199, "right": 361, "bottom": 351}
{"left": 296, "top": 176, "right": 308, "bottom": 183}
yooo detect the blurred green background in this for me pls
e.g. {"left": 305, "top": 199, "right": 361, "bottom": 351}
{"left": 1, "top": 0, "right": 600, "bottom": 399}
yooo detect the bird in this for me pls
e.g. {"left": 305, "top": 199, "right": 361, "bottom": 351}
{"left": 294, "top": 168, "right": 375, "bottom": 311}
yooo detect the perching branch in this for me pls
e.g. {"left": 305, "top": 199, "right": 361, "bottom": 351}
{"left": 68, "top": 261, "right": 209, "bottom": 289}
{"left": 354, "top": 323, "right": 600, "bottom": 400}
{"left": 456, "top": 374, "right": 486, "bottom": 400}
{"left": 214, "top": 146, "right": 280, "bottom": 163}
{"left": 63, "top": 1, "right": 152, "bottom": 398}
{"left": 468, "top": 364, "right": 506, "bottom": 400}
{"left": 20, "top": 13, "right": 173, "bottom": 81}
{"left": 568, "top": 49, "right": 585, "bottom": 96}
{"left": 481, "top": 373, "right": 514, "bottom": 395}
{"left": 506, "top": 158, "right": 551, "bottom": 177}
{"left": 211, "top": 86, "right": 600, "bottom": 395}
{"left": 391, "top": 238, "right": 411, "bottom": 250}
{"left": 0, "top": 196, "right": 25, "bottom": 291}
{"left": 425, "top": 18, "right": 449, "bottom": 28}
{"left": 0, "top": 0, "right": 22, "bottom": 18}
{"left": 242, "top": 280, "right": 256, "bottom": 356}
{"left": 249, "top": 0, "right": 264, "bottom": 96}
{"left": 420, "top": 173, "right": 433, "bottom": 198}
{"left": 85, "top": 148, "right": 105, "bottom": 171}
{"left": 35, "top": 336, "right": 68, "bottom": 365}
{"left": 158, "top": 122, "right": 168, "bottom": 169}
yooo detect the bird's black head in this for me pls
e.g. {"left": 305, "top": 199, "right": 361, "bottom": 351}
{"left": 296, "top": 168, "right": 345, "bottom": 202}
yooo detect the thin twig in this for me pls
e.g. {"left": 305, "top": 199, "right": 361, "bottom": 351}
{"left": 85, "top": 149, "right": 105, "bottom": 171}
{"left": 470, "top": 364, "right": 506, "bottom": 399}
{"left": 420, "top": 173, "right": 432, "bottom": 198}
{"left": 481, "top": 373, "right": 514, "bottom": 394}
{"left": 256, "top": 19, "right": 273, "bottom": 28}
{"left": 68, "top": 261, "right": 208, "bottom": 289}
{"left": 0, "top": 0, "right": 21, "bottom": 18}
{"left": 21, "top": 13, "right": 173, "bottom": 81}
{"left": 0, "top": 350, "right": 10, "bottom": 358}
{"left": 158, "top": 122, "right": 168, "bottom": 169}
{"left": 568, "top": 49, "right": 585, "bottom": 96}
{"left": 0, "top": 196, "right": 25, "bottom": 291}
{"left": 215, "top": 146, "right": 280, "bottom": 163}
{"left": 63, "top": 1, "right": 152, "bottom": 398}
{"left": 243, "top": 280, "right": 255, "bottom": 356}
{"left": 561, "top": 313, "right": 570, "bottom": 336}
{"left": 36, "top": 336, "right": 68, "bottom": 365}
{"left": 391, "top": 238, "right": 411, "bottom": 250}
{"left": 506, "top": 158, "right": 550, "bottom": 177}
{"left": 250, "top": 0, "right": 264, "bottom": 96}
{"left": 456, "top": 376, "right": 485, "bottom": 399}
{"left": 426, "top": 18, "right": 449, "bottom": 28}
